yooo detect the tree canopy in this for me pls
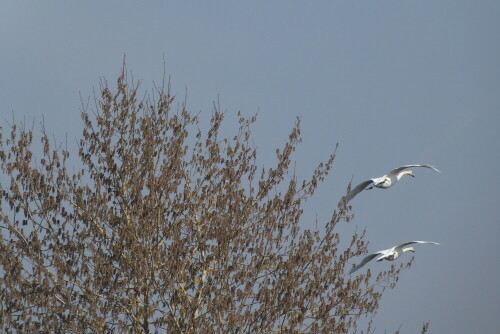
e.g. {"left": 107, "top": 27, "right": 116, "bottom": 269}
{"left": 0, "top": 66, "right": 424, "bottom": 333}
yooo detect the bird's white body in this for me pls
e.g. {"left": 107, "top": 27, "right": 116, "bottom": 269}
{"left": 343, "top": 164, "right": 440, "bottom": 203}
{"left": 348, "top": 241, "right": 440, "bottom": 274}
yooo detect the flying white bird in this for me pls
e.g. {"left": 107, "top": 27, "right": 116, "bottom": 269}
{"left": 343, "top": 164, "right": 440, "bottom": 203}
{"left": 348, "top": 240, "right": 440, "bottom": 274}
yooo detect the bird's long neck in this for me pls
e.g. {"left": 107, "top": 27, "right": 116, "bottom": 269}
{"left": 397, "top": 170, "right": 413, "bottom": 181}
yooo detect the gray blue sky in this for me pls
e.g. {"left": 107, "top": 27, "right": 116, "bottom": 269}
{"left": 1, "top": 1, "right": 499, "bottom": 332}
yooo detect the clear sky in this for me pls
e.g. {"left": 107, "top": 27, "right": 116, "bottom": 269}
{"left": 1, "top": 1, "right": 499, "bottom": 332}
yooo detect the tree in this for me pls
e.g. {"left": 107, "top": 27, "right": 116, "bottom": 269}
{"left": 0, "top": 65, "right": 424, "bottom": 333}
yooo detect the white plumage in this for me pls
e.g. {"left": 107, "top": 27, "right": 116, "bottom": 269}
{"left": 349, "top": 241, "right": 440, "bottom": 274}
{"left": 343, "top": 164, "right": 440, "bottom": 203}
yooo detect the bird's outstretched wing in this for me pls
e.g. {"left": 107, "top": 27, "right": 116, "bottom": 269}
{"left": 386, "top": 164, "right": 440, "bottom": 177}
{"left": 343, "top": 180, "right": 374, "bottom": 203}
{"left": 397, "top": 240, "right": 441, "bottom": 248}
{"left": 395, "top": 241, "right": 441, "bottom": 253}
{"left": 349, "top": 252, "right": 381, "bottom": 274}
